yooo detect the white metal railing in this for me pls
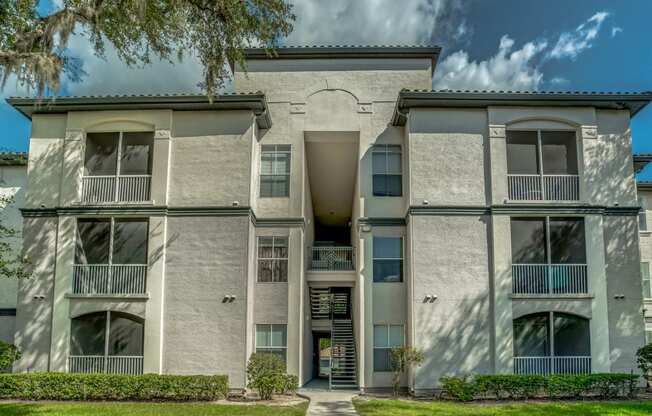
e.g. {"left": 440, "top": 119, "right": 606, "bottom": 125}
{"left": 81, "top": 175, "right": 151, "bottom": 203}
{"left": 72, "top": 264, "right": 147, "bottom": 294}
{"left": 514, "top": 356, "right": 591, "bottom": 375}
{"left": 508, "top": 174, "right": 579, "bottom": 201}
{"left": 512, "top": 264, "right": 588, "bottom": 294}
{"left": 309, "top": 247, "right": 354, "bottom": 271}
{"left": 68, "top": 355, "right": 143, "bottom": 375}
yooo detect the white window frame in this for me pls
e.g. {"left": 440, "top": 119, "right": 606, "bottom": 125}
{"left": 372, "top": 236, "right": 404, "bottom": 283}
{"left": 639, "top": 196, "right": 648, "bottom": 232}
{"left": 372, "top": 144, "right": 402, "bottom": 197}
{"left": 256, "top": 236, "right": 289, "bottom": 283}
{"left": 642, "top": 262, "right": 651, "bottom": 299}
{"left": 373, "top": 324, "right": 404, "bottom": 372}
{"left": 75, "top": 217, "right": 149, "bottom": 267}
{"left": 255, "top": 324, "right": 288, "bottom": 363}
{"left": 260, "top": 144, "right": 291, "bottom": 198}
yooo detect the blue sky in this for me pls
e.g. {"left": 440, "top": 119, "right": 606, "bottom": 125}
{"left": 2, "top": 0, "right": 652, "bottom": 175}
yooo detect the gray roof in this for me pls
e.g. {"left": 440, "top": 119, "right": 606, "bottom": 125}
{"left": 243, "top": 45, "right": 441, "bottom": 72}
{"left": 634, "top": 154, "right": 652, "bottom": 174}
{"left": 392, "top": 89, "right": 652, "bottom": 125}
{"left": 637, "top": 181, "right": 652, "bottom": 191}
{"left": 0, "top": 152, "right": 27, "bottom": 166}
{"left": 6, "top": 93, "right": 272, "bottom": 129}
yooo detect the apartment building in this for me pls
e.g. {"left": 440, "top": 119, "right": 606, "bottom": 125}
{"left": 6, "top": 46, "right": 652, "bottom": 393}
{"left": 635, "top": 159, "right": 652, "bottom": 343}
{"left": 0, "top": 153, "right": 27, "bottom": 346}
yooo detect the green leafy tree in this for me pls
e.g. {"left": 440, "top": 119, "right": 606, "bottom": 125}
{"left": 0, "top": 195, "right": 29, "bottom": 280}
{"left": 636, "top": 342, "right": 652, "bottom": 388}
{"left": 390, "top": 346, "right": 424, "bottom": 396}
{"left": 0, "top": 0, "right": 295, "bottom": 97}
{"left": 0, "top": 340, "right": 20, "bottom": 372}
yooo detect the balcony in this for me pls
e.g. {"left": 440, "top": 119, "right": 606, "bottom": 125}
{"left": 514, "top": 356, "right": 591, "bottom": 375}
{"left": 512, "top": 264, "right": 588, "bottom": 295}
{"left": 309, "top": 247, "right": 354, "bottom": 271}
{"left": 508, "top": 174, "right": 580, "bottom": 202}
{"left": 81, "top": 175, "right": 151, "bottom": 203}
{"left": 68, "top": 355, "right": 143, "bottom": 375}
{"left": 72, "top": 264, "right": 147, "bottom": 295}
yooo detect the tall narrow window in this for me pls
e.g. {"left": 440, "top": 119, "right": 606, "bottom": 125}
{"left": 642, "top": 262, "right": 651, "bottom": 299}
{"left": 373, "top": 237, "right": 403, "bottom": 283}
{"left": 639, "top": 196, "right": 648, "bottom": 231}
{"left": 255, "top": 324, "right": 287, "bottom": 363}
{"left": 260, "top": 145, "right": 290, "bottom": 197}
{"left": 372, "top": 145, "right": 402, "bottom": 196}
{"left": 373, "top": 324, "right": 404, "bottom": 371}
{"left": 257, "top": 236, "right": 288, "bottom": 282}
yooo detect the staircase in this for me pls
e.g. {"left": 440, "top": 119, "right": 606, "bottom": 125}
{"left": 310, "top": 287, "right": 331, "bottom": 320}
{"left": 330, "top": 319, "right": 358, "bottom": 389}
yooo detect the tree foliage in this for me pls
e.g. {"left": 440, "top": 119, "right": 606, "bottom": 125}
{"left": 0, "top": 0, "right": 295, "bottom": 97}
{"left": 390, "top": 346, "right": 424, "bottom": 396}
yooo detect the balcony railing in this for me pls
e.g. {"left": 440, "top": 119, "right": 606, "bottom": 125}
{"left": 508, "top": 174, "right": 579, "bottom": 201}
{"left": 309, "top": 247, "right": 354, "bottom": 271}
{"left": 68, "top": 355, "right": 143, "bottom": 375}
{"left": 512, "top": 264, "right": 588, "bottom": 295}
{"left": 72, "top": 264, "right": 147, "bottom": 295}
{"left": 514, "top": 356, "right": 591, "bottom": 375}
{"left": 81, "top": 175, "right": 151, "bottom": 203}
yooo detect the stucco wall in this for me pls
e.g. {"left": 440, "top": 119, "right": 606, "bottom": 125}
{"left": 409, "top": 215, "right": 493, "bottom": 388}
{"left": 603, "top": 215, "right": 646, "bottom": 372}
{"left": 163, "top": 216, "right": 250, "bottom": 387}
{"left": 169, "top": 111, "right": 254, "bottom": 207}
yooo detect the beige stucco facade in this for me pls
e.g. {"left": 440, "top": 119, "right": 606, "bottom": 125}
{"left": 7, "top": 46, "right": 650, "bottom": 391}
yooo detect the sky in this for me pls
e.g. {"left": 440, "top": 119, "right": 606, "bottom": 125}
{"left": 2, "top": 0, "right": 652, "bottom": 176}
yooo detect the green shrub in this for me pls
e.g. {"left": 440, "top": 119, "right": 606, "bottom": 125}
{"left": 0, "top": 373, "right": 228, "bottom": 401}
{"left": 441, "top": 373, "right": 639, "bottom": 401}
{"left": 0, "top": 342, "right": 20, "bottom": 373}
{"left": 246, "top": 353, "right": 296, "bottom": 400}
{"left": 636, "top": 343, "right": 652, "bottom": 386}
{"left": 440, "top": 375, "right": 477, "bottom": 401}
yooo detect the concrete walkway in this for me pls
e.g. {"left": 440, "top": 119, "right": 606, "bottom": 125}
{"left": 299, "top": 379, "right": 359, "bottom": 415}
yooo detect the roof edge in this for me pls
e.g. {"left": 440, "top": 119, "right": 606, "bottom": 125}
{"left": 6, "top": 93, "right": 273, "bottom": 129}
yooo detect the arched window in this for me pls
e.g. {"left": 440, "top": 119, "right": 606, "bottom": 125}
{"left": 513, "top": 312, "right": 590, "bottom": 375}
{"left": 69, "top": 311, "right": 144, "bottom": 374}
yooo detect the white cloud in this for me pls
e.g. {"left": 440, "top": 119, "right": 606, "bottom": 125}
{"left": 611, "top": 26, "right": 623, "bottom": 37}
{"left": 548, "top": 11, "right": 609, "bottom": 59}
{"left": 433, "top": 35, "right": 547, "bottom": 90}
{"left": 433, "top": 11, "right": 612, "bottom": 91}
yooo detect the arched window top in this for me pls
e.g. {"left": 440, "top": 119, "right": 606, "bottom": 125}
{"left": 513, "top": 311, "right": 590, "bottom": 359}
{"left": 506, "top": 117, "right": 580, "bottom": 130}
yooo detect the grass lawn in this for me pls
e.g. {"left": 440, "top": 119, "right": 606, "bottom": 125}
{"left": 353, "top": 398, "right": 652, "bottom": 416}
{"left": 0, "top": 401, "right": 309, "bottom": 416}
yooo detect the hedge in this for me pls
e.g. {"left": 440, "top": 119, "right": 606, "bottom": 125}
{"left": 441, "top": 373, "right": 639, "bottom": 401}
{"left": 0, "top": 373, "right": 229, "bottom": 401}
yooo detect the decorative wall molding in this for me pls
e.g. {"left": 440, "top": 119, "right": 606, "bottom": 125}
{"left": 357, "top": 103, "right": 373, "bottom": 114}
{"left": 581, "top": 126, "right": 598, "bottom": 139}
{"left": 290, "top": 102, "right": 306, "bottom": 114}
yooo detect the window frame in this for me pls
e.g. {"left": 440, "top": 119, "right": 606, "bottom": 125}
{"left": 255, "top": 324, "right": 288, "bottom": 364}
{"left": 506, "top": 129, "right": 579, "bottom": 176}
{"left": 513, "top": 311, "right": 590, "bottom": 358}
{"left": 75, "top": 217, "right": 149, "bottom": 266}
{"left": 372, "top": 236, "right": 404, "bottom": 283}
{"left": 256, "top": 236, "right": 289, "bottom": 283}
{"left": 259, "top": 144, "right": 291, "bottom": 198}
{"left": 70, "top": 310, "right": 144, "bottom": 358}
{"left": 642, "top": 262, "right": 651, "bottom": 299}
{"left": 639, "top": 196, "right": 648, "bottom": 232}
{"left": 372, "top": 144, "right": 403, "bottom": 197}
{"left": 373, "top": 324, "right": 404, "bottom": 372}
{"left": 510, "top": 216, "right": 586, "bottom": 265}
{"left": 84, "top": 131, "right": 153, "bottom": 177}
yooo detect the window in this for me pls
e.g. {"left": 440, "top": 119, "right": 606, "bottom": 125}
{"left": 372, "top": 145, "right": 402, "bottom": 196}
{"left": 255, "top": 324, "right": 287, "bottom": 364}
{"left": 260, "top": 145, "right": 290, "bottom": 197}
{"left": 257, "top": 236, "right": 288, "bottom": 282}
{"left": 76, "top": 218, "right": 149, "bottom": 265}
{"left": 373, "top": 324, "right": 404, "bottom": 372}
{"left": 84, "top": 132, "right": 153, "bottom": 176}
{"left": 513, "top": 312, "right": 590, "bottom": 358}
{"left": 642, "top": 262, "right": 651, "bottom": 299}
{"left": 506, "top": 130, "right": 578, "bottom": 176}
{"left": 70, "top": 311, "right": 144, "bottom": 357}
{"left": 639, "top": 197, "right": 648, "bottom": 232}
{"left": 510, "top": 217, "right": 586, "bottom": 264}
{"left": 373, "top": 237, "right": 403, "bottom": 283}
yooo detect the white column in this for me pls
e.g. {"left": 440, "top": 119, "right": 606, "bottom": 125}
{"left": 585, "top": 214, "right": 610, "bottom": 372}
{"left": 491, "top": 215, "right": 514, "bottom": 373}
{"left": 151, "top": 130, "right": 171, "bottom": 205}
{"left": 49, "top": 216, "right": 76, "bottom": 371}
{"left": 143, "top": 216, "right": 167, "bottom": 373}
{"left": 488, "top": 125, "right": 508, "bottom": 205}
{"left": 60, "top": 129, "right": 84, "bottom": 206}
